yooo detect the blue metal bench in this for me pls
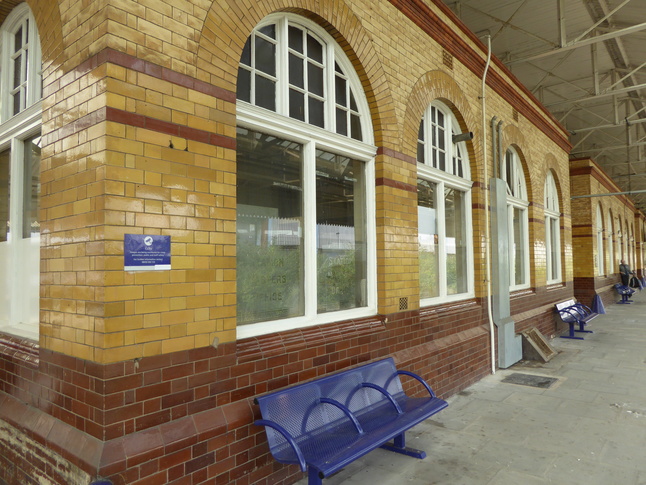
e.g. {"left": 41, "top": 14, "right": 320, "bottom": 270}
{"left": 555, "top": 299, "right": 597, "bottom": 339}
{"left": 254, "top": 357, "right": 448, "bottom": 485}
{"left": 614, "top": 283, "right": 635, "bottom": 304}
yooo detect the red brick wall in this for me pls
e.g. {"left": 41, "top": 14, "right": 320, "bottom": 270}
{"left": 0, "top": 305, "right": 483, "bottom": 484}
{"left": 511, "top": 282, "right": 576, "bottom": 337}
{"left": 0, "top": 291, "right": 570, "bottom": 485}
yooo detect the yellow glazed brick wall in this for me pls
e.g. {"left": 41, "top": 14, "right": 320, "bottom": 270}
{"left": 570, "top": 158, "right": 642, "bottom": 279}
{"left": 33, "top": 0, "right": 572, "bottom": 363}
{"left": 38, "top": 0, "right": 238, "bottom": 363}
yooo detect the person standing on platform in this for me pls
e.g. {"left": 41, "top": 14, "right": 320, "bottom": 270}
{"left": 619, "top": 259, "right": 633, "bottom": 286}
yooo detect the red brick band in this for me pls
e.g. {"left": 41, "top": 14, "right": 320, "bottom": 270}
{"left": 376, "top": 177, "right": 418, "bottom": 193}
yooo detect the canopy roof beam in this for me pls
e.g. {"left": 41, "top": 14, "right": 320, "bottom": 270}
{"left": 507, "top": 21, "right": 646, "bottom": 66}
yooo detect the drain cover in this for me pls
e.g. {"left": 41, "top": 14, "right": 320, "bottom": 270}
{"left": 501, "top": 373, "right": 558, "bottom": 389}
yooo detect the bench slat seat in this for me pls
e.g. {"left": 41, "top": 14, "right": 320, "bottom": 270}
{"left": 255, "top": 358, "right": 448, "bottom": 485}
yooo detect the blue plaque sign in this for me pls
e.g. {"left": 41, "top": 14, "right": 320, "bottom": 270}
{"left": 124, "top": 234, "right": 171, "bottom": 271}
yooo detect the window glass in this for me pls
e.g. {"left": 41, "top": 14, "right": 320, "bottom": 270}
{"left": 236, "top": 128, "right": 305, "bottom": 325}
{"left": 255, "top": 35, "right": 276, "bottom": 76}
{"left": 513, "top": 207, "right": 526, "bottom": 285}
{"left": 315, "top": 150, "right": 366, "bottom": 313}
{"left": 430, "top": 106, "right": 445, "bottom": 171}
{"left": 445, "top": 187, "right": 467, "bottom": 295}
{"left": 417, "top": 180, "right": 439, "bottom": 299}
{"left": 309, "top": 98, "right": 324, "bottom": 128}
{"left": 288, "top": 53, "right": 304, "bottom": 88}
{"left": 23, "top": 136, "right": 40, "bottom": 238}
{"left": 308, "top": 63, "right": 323, "bottom": 96}
{"left": 607, "top": 214, "right": 614, "bottom": 274}
{"left": 549, "top": 217, "right": 559, "bottom": 278}
{"left": 544, "top": 172, "right": 561, "bottom": 283}
{"left": 289, "top": 89, "right": 305, "bottom": 121}
{"left": 596, "top": 205, "right": 604, "bottom": 276}
{"left": 255, "top": 75, "right": 276, "bottom": 111}
{"left": 236, "top": 126, "right": 370, "bottom": 327}
{"left": 0, "top": 150, "right": 9, "bottom": 242}
{"left": 288, "top": 26, "right": 302, "bottom": 52}
{"left": 238, "top": 30, "right": 277, "bottom": 112}
{"left": 417, "top": 123, "right": 425, "bottom": 164}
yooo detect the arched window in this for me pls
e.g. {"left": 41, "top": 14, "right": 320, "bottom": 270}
{"left": 544, "top": 172, "right": 561, "bottom": 283}
{"left": 0, "top": 4, "right": 42, "bottom": 338}
{"left": 417, "top": 101, "right": 473, "bottom": 302}
{"left": 626, "top": 222, "right": 635, "bottom": 268}
{"left": 607, "top": 212, "right": 614, "bottom": 274}
{"left": 236, "top": 14, "right": 376, "bottom": 338}
{"left": 503, "top": 147, "right": 529, "bottom": 289}
{"left": 617, "top": 220, "right": 624, "bottom": 265}
{"left": 596, "top": 204, "right": 604, "bottom": 276}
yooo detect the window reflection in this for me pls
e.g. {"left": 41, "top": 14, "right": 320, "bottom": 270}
{"left": 315, "top": 149, "right": 367, "bottom": 313}
{"left": 236, "top": 128, "right": 305, "bottom": 324}
{"left": 0, "top": 150, "right": 9, "bottom": 242}
{"left": 418, "top": 180, "right": 439, "bottom": 299}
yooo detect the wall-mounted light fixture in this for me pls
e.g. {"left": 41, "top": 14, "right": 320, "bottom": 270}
{"left": 452, "top": 132, "right": 474, "bottom": 143}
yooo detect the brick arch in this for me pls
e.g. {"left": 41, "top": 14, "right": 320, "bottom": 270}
{"left": 23, "top": 0, "right": 64, "bottom": 81}
{"left": 0, "top": 0, "right": 22, "bottom": 23}
{"left": 596, "top": 200, "right": 606, "bottom": 230}
{"left": 501, "top": 124, "right": 534, "bottom": 202}
{"left": 402, "top": 70, "right": 480, "bottom": 180}
{"left": 197, "top": 0, "right": 396, "bottom": 146}
{"left": 540, "top": 153, "right": 567, "bottom": 212}
{"left": 0, "top": 2, "right": 64, "bottom": 83}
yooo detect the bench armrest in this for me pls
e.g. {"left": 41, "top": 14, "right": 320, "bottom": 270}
{"left": 361, "top": 383, "right": 403, "bottom": 414}
{"left": 557, "top": 307, "right": 582, "bottom": 322}
{"left": 255, "top": 419, "right": 307, "bottom": 472}
{"left": 563, "top": 305, "right": 585, "bottom": 316}
{"left": 397, "top": 370, "right": 437, "bottom": 398}
{"left": 319, "top": 398, "right": 364, "bottom": 434}
{"left": 572, "top": 303, "right": 593, "bottom": 315}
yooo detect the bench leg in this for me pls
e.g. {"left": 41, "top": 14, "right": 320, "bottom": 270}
{"left": 380, "top": 433, "right": 427, "bottom": 459}
{"left": 308, "top": 467, "right": 323, "bottom": 485}
{"left": 576, "top": 322, "right": 593, "bottom": 334}
{"left": 617, "top": 292, "right": 633, "bottom": 303}
{"left": 560, "top": 323, "right": 584, "bottom": 340}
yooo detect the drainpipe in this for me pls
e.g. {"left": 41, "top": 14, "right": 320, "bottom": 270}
{"left": 497, "top": 120, "right": 504, "bottom": 179}
{"left": 481, "top": 34, "right": 495, "bottom": 374}
{"left": 491, "top": 116, "right": 498, "bottom": 178}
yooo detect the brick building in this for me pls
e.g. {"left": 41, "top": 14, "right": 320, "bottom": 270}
{"left": 0, "top": 0, "right": 642, "bottom": 484}
{"left": 570, "top": 157, "right": 645, "bottom": 309}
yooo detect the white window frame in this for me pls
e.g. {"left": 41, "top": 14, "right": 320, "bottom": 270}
{"left": 596, "top": 204, "right": 604, "bottom": 276}
{"left": 626, "top": 222, "right": 635, "bottom": 269}
{"left": 617, "top": 220, "right": 623, "bottom": 264}
{"left": 236, "top": 14, "right": 376, "bottom": 339}
{"left": 0, "top": 4, "right": 42, "bottom": 122}
{"left": 417, "top": 101, "right": 474, "bottom": 305}
{"left": 503, "top": 147, "right": 530, "bottom": 290}
{"left": 607, "top": 212, "right": 614, "bottom": 273}
{"left": 0, "top": 5, "right": 42, "bottom": 340}
{"left": 544, "top": 171, "right": 561, "bottom": 284}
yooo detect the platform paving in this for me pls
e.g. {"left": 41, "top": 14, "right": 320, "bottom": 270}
{"left": 295, "top": 289, "right": 646, "bottom": 485}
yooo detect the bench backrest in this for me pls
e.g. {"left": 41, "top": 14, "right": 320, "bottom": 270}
{"left": 555, "top": 299, "right": 576, "bottom": 311}
{"left": 255, "top": 358, "right": 405, "bottom": 449}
